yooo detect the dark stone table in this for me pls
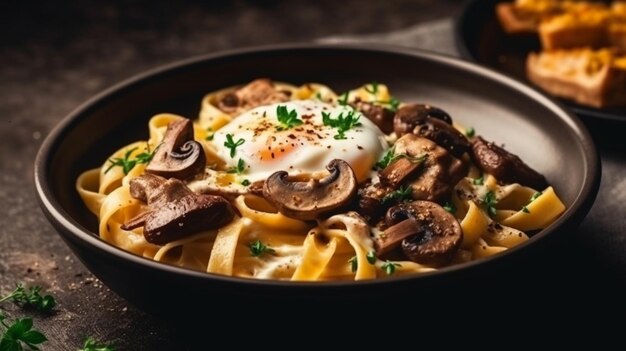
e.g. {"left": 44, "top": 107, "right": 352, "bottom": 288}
{"left": 1, "top": 0, "right": 624, "bottom": 349}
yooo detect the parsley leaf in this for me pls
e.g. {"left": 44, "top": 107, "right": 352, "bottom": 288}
{"left": 105, "top": 144, "right": 156, "bottom": 175}
{"left": 223, "top": 134, "right": 245, "bottom": 158}
{"left": 382, "top": 185, "right": 413, "bottom": 204}
{"left": 241, "top": 179, "right": 250, "bottom": 186}
{"left": 249, "top": 240, "right": 275, "bottom": 257}
{"left": 205, "top": 128, "right": 214, "bottom": 141}
{"left": 375, "top": 149, "right": 401, "bottom": 170}
{"left": 443, "top": 202, "right": 457, "bottom": 214}
{"left": 522, "top": 206, "right": 530, "bottom": 213}
{"left": 381, "top": 261, "right": 401, "bottom": 275}
{"left": 276, "top": 105, "right": 303, "bottom": 130}
{"left": 483, "top": 191, "right": 498, "bottom": 217}
{"left": 322, "top": 109, "right": 362, "bottom": 140}
{"left": 79, "top": 336, "right": 115, "bottom": 351}
{"left": 0, "top": 284, "right": 56, "bottom": 312}
{"left": 521, "top": 191, "right": 542, "bottom": 214}
{"left": 0, "top": 315, "right": 47, "bottom": 351}
{"left": 227, "top": 158, "right": 246, "bottom": 174}
{"left": 348, "top": 256, "right": 357, "bottom": 273}
{"left": 465, "top": 127, "right": 475, "bottom": 138}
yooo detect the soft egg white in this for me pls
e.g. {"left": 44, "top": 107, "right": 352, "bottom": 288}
{"left": 211, "top": 100, "right": 388, "bottom": 182}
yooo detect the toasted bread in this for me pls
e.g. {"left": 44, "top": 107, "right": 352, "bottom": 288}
{"left": 526, "top": 48, "right": 626, "bottom": 107}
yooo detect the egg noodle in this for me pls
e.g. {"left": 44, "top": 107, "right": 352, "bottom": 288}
{"left": 76, "top": 81, "right": 566, "bottom": 281}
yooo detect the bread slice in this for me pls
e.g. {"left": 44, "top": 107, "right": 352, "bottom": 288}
{"left": 496, "top": 0, "right": 607, "bottom": 34}
{"left": 526, "top": 48, "right": 626, "bottom": 108}
{"left": 539, "top": 11, "right": 612, "bottom": 49}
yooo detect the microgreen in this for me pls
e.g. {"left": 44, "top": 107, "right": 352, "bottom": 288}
{"left": 249, "top": 240, "right": 275, "bottom": 257}
{"left": 0, "top": 284, "right": 55, "bottom": 313}
{"left": 381, "top": 261, "right": 401, "bottom": 275}
{"left": 322, "top": 109, "right": 362, "bottom": 140}
{"left": 224, "top": 134, "right": 245, "bottom": 158}
{"left": 105, "top": 144, "right": 156, "bottom": 175}
{"left": 276, "top": 105, "right": 303, "bottom": 130}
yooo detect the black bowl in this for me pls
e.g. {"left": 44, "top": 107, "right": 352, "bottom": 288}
{"left": 35, "top": 44, "right": 600, "bottom": 315}
{"left": 455, "top": 0, "right": 626, "bottom": 122}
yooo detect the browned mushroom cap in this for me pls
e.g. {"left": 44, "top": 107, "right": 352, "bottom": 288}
{"left": 394, "top": 134, "right": 467, "bottom": 202}
{"left": 263, "top": 159, "right": 358, "bottom": 221}
{"left": 122, "top": 174, "right": 234, "bottom": 245}
{"left": 145, "top": 119, "right": 205, "bottom": 180}
{"left": 471, "top": 136, "right": 548, "bottom": 189}
{"left": 350, "top": 100, "right": 395, "bottom": 134}
{"left": 217, "top": 79, "right": 290, "bottom": 114}
{"left": 393, "top": 104, "right": 470, "bottom": 157}
{"left": 376, "top": 201, "right": 462, "bottom": 266}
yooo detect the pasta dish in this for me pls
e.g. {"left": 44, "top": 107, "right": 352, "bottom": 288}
{"left": 76, "top": 79, "right": 566, "bottom": 281}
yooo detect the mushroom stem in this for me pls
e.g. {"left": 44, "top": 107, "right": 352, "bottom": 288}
{"left": 375, "top": 218, "right": 421, "bottom": 255}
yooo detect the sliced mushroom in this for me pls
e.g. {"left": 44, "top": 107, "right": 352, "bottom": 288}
{"left": 357, "top": 181, "right": 395, "bottom": 222}
{"left": 393, "top": 104, "right": 470, "bottom": 157}
{"left": 121, "top": 174, "right": 234, "bottom": 245}
{"left": 145, "top": 119, "right": 206, "bottom": 180}
{"left": 394, "top": 134, "right": 467, "bottom": 202}
{"left": 471, "top": 136, "right": 547, "bottom": 189}
{"left": 217, "top": 79, "right": 290, "bottom": 115}
{"left": 351, "top": 100, "right": 395, "bottom": 134}
{"left": 376, "top": 201, "right": 462, "bottom": 266}
{"left": 263, "top": 159, "right": 358, "bottom": 221}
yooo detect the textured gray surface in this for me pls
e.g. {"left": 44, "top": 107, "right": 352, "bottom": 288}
{"left": 0, "top": 0, "right": 624, "bottom": 349}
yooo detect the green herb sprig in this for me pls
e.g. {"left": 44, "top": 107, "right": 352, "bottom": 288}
{"left": 364, "top": 81, "right": 379, "bottom": 95}
{"left": 473, "top": 174, "right": 484, "bottom": 185}
{"left": 224, "top": 134, "right": 245, "bottom": 158}
{"left": 522, "top": 191, "right": 543, "bottom": 214}
{"left": 366, "top": 251, "right": 377, "bottom": 265}
{"left": 348, "top": 256, "right": 357, "bottom": 273}
{"left": 382, "top": 185, "right": 413, "bottom": 204}
{"left": 276, "top": 105, "right": 303, "bottom": 130}
{"left": 465, "top": 127, "right": 475, "bottom": 138}
{"left": 0, "top": 284, "right": 55, "bottom": 313}
{"left": 378, "top": 97, "right": 400, "bottom": 112}
{"left": 443, "top": 202, "right": 457, "bottom": 214}
{"left": 78, "top": 336, "right": 115, "bottom": 351}
{"left": 0, "top": 313, "right": 47, "bottom": 351}
{"left": 322, "top": 109, "right": 362, "bottom": 140}
{"left": 249, "top": 240, "right": 275, "bottom": 257}
{"left": 337, "top": 92, "right": 349, "bottom": 106}
{"left": 105, "top": 145, "right": 156, "bottom": 175}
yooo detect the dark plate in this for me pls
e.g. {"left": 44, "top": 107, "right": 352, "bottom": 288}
{"left": 34, "top": 44, "right": 600, "bottom": 315}
{"left": 455, "top": 0, "right": 626, "bottom": 122}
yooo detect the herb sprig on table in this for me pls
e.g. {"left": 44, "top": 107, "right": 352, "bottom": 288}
{"left": 0, "top": 284, "right": 56, "bottom": 313}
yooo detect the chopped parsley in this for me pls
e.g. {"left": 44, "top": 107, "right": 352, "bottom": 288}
{"left": 473, "top": 174, "right": 484, "bottom": 185}
{"left": 105, "top": 145, "right": 156, "bottom": 175}
{"left": 366, "top": 250, "right": 377, "bottom": 265}
{"left": 364, "top": 81, "right": 379, "bottom": 95}
{"left": 241, "top": 179, "right": 251, "bottom": 186}
{"left": 379, "top": 97, "right": 401, "bottom": 112}
{"left": 382, "top": 185, "right": 413, "bottom": 204}
{"left": 276, "top": 105, "right": 303, "bottom": 130}
{"left": 381, "top": 261, "right": 401, "bottom": 275}
{"left": 322, "top": 109, "right": 362, "bottom": 140}
{"left": 522, "top": 191, "right": 543, "bottom": 214}
{"left": 249, "top": 240, "right": 275, "bottom": 257}
{"left": 483, "top": 191, "right": 498, "bottom": 217}
{"left": 465, "top": 127, "right": 475, "bottom": 138}
{"left": 443, "top": 202, "right": 457, "bottom": 214}
{"left": 223, "top": 134, "right": 245, "bottom": 158}
{"left": 376, "top": 149, "right": 402, "bottom": 170}
{"left": 348, "top": 256, "right": 358, "bottom": 273}
{"left": 205, "top": 127, "right": 214, "bottom": 141}
{"left": 337, "top": 92, "right": 350, "bottom": 106}
{"left": 227, "top": 158, "right": 246, "bottom": 174}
